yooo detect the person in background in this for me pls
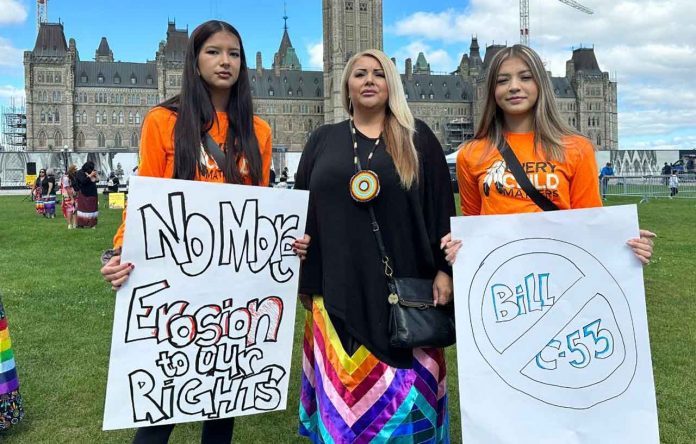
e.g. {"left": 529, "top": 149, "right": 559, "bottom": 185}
{"left": 599, "top": 161, "right": 614, "bottom": 199}
{"left": 99, "top": 20, "right": 309, "bottom": 444}
{"left": 443, "top": 44, "right": 654, "bottom": 266}
{"left": 32, "top": 169, "right": 46, "bottom": 215}
{"left": 269, "top": 166, "right": 276, "bottom": 186}
{"left": 661, "top": 162, "right": 671, "bottom": 186}
{"left": 294, "top": 48, "right": 454, "bottom": 443}
{"left": 41, "top": 168, "right": 57, "bottom": 219}
{"left": 103, "top": 172, "right": 121, "bottom": 207}
{"left": 0, "top": 294, "right": 24, "bottom": 431}
{"left": 61, "top": 164, "right": 78, "bottom": 229}
{"left": 75, "top": 161, "right": 99, "bottom": 228}
{"left": 274, "top": 175, "right": 288, "bottom": 189}
{"left": 669, "top": 171, "right": 679, "bottom": 198}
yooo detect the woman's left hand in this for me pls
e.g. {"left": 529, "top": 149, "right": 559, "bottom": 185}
{"left": 626, "top": 229, "right": 656, "bottom": 265}
{"left": 293, "top": 234, "right": 311, "bottom": 261}
{"left": 432, "top": 270, "right": 453, "bottom": 306}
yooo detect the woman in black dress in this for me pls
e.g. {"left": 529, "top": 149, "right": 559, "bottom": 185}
{"left": 75, "top": 161, "right": 99, "bottom": 228}
{"left": 295, "top": 49, "right": 455, "bottom": 442}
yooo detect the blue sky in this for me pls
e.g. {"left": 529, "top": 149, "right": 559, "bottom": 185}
{"left": 1, "top": 0, "right": 694, "bottom": 151}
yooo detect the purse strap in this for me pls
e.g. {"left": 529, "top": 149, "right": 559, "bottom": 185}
{"left": 204, "top": 133, "right": 227, "bottom": 169}
{"left": 366, "top": 206, "right": 398, "bottom": 297}
{"left": 495, "top": 138, "right": 559, "bottom": 211}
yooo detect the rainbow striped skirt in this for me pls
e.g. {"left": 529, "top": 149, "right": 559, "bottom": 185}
{"left": 0, "top": 299, "right": 23, "bottom": 430}
{"left": 299, "top": 297, "right": 449, "bottom": 443}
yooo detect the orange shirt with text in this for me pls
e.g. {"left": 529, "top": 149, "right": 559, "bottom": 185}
{"left": 456, "top": 132, "right": 601, "bottom": 216}
{"left": 112, "top": 106, "right": 272, "bottom": 248}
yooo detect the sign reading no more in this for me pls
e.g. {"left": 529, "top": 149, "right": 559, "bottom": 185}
{"left": 103, "top": 176, "right": 308, "bottom": 431}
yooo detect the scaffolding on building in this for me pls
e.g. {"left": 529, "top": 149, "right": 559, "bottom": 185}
{"left": 2, "top": 98, "right": 27, "bottom": 152}
{"left": 444, "top": 118, "right": 474, "bottom": 152}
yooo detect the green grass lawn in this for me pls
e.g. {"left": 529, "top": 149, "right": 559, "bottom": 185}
{"left": 0, "top": 194, "right": 694, "bottom": 443}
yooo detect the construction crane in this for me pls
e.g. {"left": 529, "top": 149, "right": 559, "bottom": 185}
{"left": 37, "top": 0, "right": 48, "bottom": 35}
{"left": 520, "top": 0, "right": 593, "bottom": 46}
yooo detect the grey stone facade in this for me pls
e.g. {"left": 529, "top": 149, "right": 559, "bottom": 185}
{"left": 23, "top": 2, "right": 617, "bottom": 158}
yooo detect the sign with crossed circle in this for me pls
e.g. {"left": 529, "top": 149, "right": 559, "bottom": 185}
{"left": 451, "top": 206, "right": 659, "bottom": 444}
{"left": 469, "top": 238, "right": 637, "bottom": 409}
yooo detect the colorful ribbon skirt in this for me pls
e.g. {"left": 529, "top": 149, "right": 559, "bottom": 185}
{"left": 299, "top": 297, "right": 449, "bottom": 443}
{"left": 0, "top": 299, "right": 24, "bottom": 430}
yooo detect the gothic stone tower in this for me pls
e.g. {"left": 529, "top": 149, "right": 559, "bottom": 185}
{"left": 322, "top": 0, "right": 383, "bottom": 123}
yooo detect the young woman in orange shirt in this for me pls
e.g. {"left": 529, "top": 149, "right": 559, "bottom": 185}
{"left": 100, "top": 20, "right": 308, "bottom": 444}
{"left": 442, "top": 44, "right": 654, "bottom": 263}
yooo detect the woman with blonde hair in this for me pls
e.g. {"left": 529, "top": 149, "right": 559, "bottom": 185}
{"left": 443, "top": 44, "right": 654, "bottom": 264}
{"left": 295, "top": 49, "right": 454, "bottom": 442}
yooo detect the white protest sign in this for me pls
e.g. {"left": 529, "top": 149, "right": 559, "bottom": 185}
{"left": 451, "top": 205, "right": 659, "bottom": 443}
{"left": 103, "top": 176, "right": 308, "bottom": 430}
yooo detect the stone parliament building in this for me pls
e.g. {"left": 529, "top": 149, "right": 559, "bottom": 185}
{"left": 14, "top": 0, "right": 617, "bottom": 180}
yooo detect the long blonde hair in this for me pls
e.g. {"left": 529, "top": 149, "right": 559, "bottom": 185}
{"left": 341, "top": 49, "right": 419, "bottom": 188}
{"left": 473, "top": 44, "right": 582, "bottom": 162}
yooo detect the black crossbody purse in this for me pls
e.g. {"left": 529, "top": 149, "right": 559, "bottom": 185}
{"left": 496, "top": 139, "right": 559, "bottom": 211}
{"left": 367, "top": 205, "right": 456, "bottom": 349}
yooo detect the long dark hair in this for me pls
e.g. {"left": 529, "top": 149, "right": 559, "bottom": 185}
{"left": 161, "top": 20, "right": 262, "bottom": 184}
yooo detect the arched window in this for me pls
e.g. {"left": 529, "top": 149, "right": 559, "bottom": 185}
{"left": 112, "top": 111, "right": 117, "bottom": 124}
{"left": 54, "top": 130, "right": 63, "bottom": 147}
{"left": 97, "top": 73, "right": 105, "bottom": 84}
{"left": 113, "top": 74, "right": 121, "bottom": 84}
{"left": 97, "top": 132, "right": 106, "bottom": 147}
{"left": 129, "top": 112, "right": 134, "bottom": 125}
{"left": 114, "top": 132, "right": 122, "bottom": 147}
{"left": 54, "top": 110, "right": 60, "bottom": 123}
{"left": 82, "top": 111, "right": 87, "bottom": 123}
{"left": 597, "top": 133, "right": 602, "bottom": 146}
{"left": 118, "top": 111, "right": 124, "bottom": 124}
{"left": 102, "top": 111, "right": 107, "bottom": 123}
{"left": 75, "top": 112, "right": 81, "bottom": 124}
{"left": 38, "top": 131, "right": 47, "bottom": 147}
{"left": 40, "top": 111, "right": 46, "bottom": 123}
{"left": 47, "top": 111, "right": 54, "bottom": 123}
{"left": 96, "top": 112, "right": 101, "bottom": 124}
{"left": 130, "top": 132, "right": 139, "bottom": 147}
{"left": 135, "top": 112, "right": 141, "bottom": 125}
{"left": 269, "top": 88, "right": 274, "bottom": 96}
{"left": 76, "top": 132, "right": 85, "bottom": 148}
{"left": 130, "top": 74, "right": 137, "bottom": 84}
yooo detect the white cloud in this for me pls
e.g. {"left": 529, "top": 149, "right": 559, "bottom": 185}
{"left": 0, "top": 0, "right": 27, "bottom": 25}
{"left": 388, "top": 0, "right": 696, "bottom": 149}
{"left": 306, "top": 41, "right": 323, "bottom": 69}
{"left": 0, "top": 37, "right": 23, "bottom": 68}
{"left": 393, "top": 40, "right": 455, "bottom": 74}
{"left": 0, "top": 84, "right": 24, "bottom": 100}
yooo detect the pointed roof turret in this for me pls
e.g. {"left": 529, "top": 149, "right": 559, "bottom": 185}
{"left": 95, "top": 37, "right": 114, "bottom": 62}
{"left": 470, "top": 36, "right": 482, "bottom": 64}
{"left": 413, "top": 52, "right": 430, "bottom": 74}
{"left": 273, "top": 6, "right": 302, "bottom": 71}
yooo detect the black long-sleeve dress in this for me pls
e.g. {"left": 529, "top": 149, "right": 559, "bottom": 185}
{"left": 295, "top": 119, "right": 455, "bottom": 368}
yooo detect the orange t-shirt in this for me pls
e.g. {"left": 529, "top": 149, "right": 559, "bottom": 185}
{"left": 456, "top": 132, "right": 601, "bottom": 216}
{"left": 113, "top": 106, "right": 272, "bottom": 248}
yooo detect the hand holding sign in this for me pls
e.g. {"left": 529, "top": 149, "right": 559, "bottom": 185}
{"left": 103, "top": 177, "right": 308, "bottom": 430}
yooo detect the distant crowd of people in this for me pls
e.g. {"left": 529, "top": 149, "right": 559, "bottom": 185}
{"left": 31, "top": 161, "right": 105, "bottom": 229}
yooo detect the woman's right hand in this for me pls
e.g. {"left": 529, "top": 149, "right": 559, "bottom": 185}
{"left": 440, "top": 233, "right": 462, "bottom": 266}
{"left": 101, "top": 255, "right": 134, "bottom": 291}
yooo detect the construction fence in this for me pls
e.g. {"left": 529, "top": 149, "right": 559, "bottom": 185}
{"left": 601, "top": 174, "right": 696, "bottom": 201}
